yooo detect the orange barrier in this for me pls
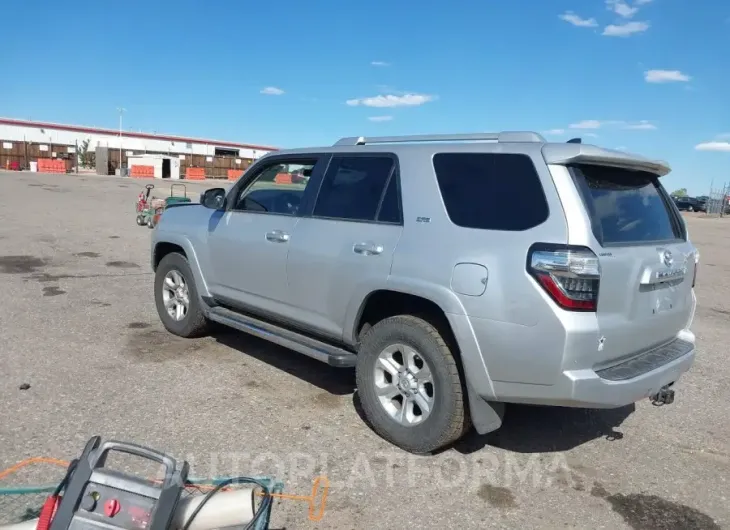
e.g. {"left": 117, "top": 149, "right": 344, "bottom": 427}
{"left": 186, "top": 167, "right": 206, "bottom": 180}
{"left": 130, "top": 165, "right": 155, "bottom": 178}
{"left": 227, "top": 169, "right": 244, "bottom": 181}
{"left": 37, "top": 158, "right": 66, "bottom": 174}
{"left": 274, "top": 172, "right": 292, "bottom": 185}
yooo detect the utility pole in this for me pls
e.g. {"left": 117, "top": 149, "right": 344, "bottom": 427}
{"left": 117, "top": 107, "right": 126, "bottom": 174}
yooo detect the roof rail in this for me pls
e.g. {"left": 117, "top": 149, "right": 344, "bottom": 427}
{"left": 333, "top": 131, "right": 546, "bottom": 147}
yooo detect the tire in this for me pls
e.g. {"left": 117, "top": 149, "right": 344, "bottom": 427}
{"left": 355, "top": 315, "right": 469, "bottom": 454}
{"left": 136, "top": 215, "right": 145, "bottom": 226}
{"left": 154, "top": 252, "right": 209, "bottom": 338}
{"left": 147, "top": 218, "right": 155, "bottom": 229}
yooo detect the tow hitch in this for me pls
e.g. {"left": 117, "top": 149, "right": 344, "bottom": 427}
{"left": 650, "top": 383, "right": 675, "bottom": 406}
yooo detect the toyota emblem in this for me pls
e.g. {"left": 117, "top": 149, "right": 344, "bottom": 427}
{"left": 662, "top": 250, "right": 674, "bottom": 267}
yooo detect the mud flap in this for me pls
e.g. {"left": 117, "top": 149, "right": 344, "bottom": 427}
{"left": 466, "top": 381, "right": 505, "bottom": 435}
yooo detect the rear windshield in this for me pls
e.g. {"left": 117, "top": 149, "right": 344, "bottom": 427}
{"left": 570, "top": 164, "right": 684, "bottom": 245}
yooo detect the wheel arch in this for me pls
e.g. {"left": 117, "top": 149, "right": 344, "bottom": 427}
{"left": 347, "top": 282, "right": 501, "bottom": 431}
{"left": 152, "top": 235, "right": 211, "bottom": 298}
{"left": 351, "top": 287, "right": 504, "bottom": 440}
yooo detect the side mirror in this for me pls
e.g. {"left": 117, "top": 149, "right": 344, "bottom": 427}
{"left": 201, "top": 188, "right": 226, "bottom": 210}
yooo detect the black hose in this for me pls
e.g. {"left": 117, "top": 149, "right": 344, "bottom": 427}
{"left": 181, "top": 476, "right": 273, "bottom": 530}
{"left": 53, "top": 459, "right": 79, "bottom": 497}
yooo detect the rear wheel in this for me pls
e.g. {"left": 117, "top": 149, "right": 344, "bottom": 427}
{"left": 154, "top": 253, "right": 209, "bottom": 338}
{"left": 136, "top": 214, "right": 145, "bottom": 226}
{"left": 355, "top": 315, "right": 469, "bottom": 454}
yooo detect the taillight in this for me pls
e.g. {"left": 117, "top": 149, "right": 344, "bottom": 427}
{"left": 527, "top": 244, "right": 601, "bottom": 312}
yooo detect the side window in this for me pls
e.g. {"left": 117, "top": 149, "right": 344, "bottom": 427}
{"left": 313, "top": 156, "right": 395, "bottom": 222}
{"left": 433, "top": 153, "right": 549, "bottom": 231}
{"left": 232, "top": 159, "right": 316, "bottom": 216}
{"left": 376, "top": 173, "right": 402, "bottom": 224}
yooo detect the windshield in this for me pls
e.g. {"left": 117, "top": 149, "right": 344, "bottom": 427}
{"left": 571, "top": 164, "right": 684, "bottom": 246}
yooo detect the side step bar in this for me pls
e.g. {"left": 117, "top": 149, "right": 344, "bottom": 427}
{"left": 206, "top": 306, "right": 357, "bottom": 368}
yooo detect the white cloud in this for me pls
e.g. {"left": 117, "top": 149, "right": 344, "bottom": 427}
{"left": 371, "top": 61, "right": 390, "bottom": 67}
{"left": 623, "top": 120, "right": 657, "bottom": 130}
{"left": 559, "top": 11, "right": 598, "bottom": 27}
{"left": 346, "top": 93, "right": 435, "bottom": 108}
{"left": 260, "top": 86, "right": 284, "bottom": 95}
{"left": 602, "top": 21, "right": 650, "bottom": 36}
{"left": 566, "top": 119, "right": 655, "bottom": 131}
{"left": 544, "top": 129, "right": 599, "bottom": 139}
{"left": 570, "top": 120, "right": 603, "bottom": 129}
{"left": 695, "top": 141, "right": 730, "bottom": 152}
{"left": 645, "top": 69, "right": 691, "bottom": 83}
{"left": 607, "top": 0, "right": 639, "bottom": 18}
{"left": 368, "top": 116, "right": 393, "bottom": 122}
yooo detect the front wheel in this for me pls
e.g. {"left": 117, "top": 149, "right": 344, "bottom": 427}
{"left": 154, "top": 253, "right": 209, "bottom": 338}
{"left": 136, "top": 214, "right": 145, "bottom": 226}
{"left": 355, "top": 315, "right": 470, "bottom": 454}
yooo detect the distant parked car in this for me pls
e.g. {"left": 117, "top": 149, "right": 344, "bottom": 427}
{"left": 674, "top": 197, "right": 706, "bottom": 212}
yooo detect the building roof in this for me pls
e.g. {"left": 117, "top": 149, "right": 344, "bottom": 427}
{"left": 0, "top": 117, "right": 278, "bottom": 151}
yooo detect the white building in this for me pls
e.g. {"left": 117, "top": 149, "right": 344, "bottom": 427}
{"left": 127, "top": 154, "right": 182, "bottom": 180}
{"left": 0, "top": 117, "right": 277, "bottom": 160}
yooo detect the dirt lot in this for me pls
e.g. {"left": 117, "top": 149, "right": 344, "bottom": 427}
{"left": 0, "top": 171, "right": 728, "bottom": 529}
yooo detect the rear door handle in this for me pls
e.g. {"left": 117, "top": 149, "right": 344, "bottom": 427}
{"left": 353, "top": 242, "right": 384, "bottom": 256}
{"left": 265, "top": 230, "right": 290, "bottom": 243}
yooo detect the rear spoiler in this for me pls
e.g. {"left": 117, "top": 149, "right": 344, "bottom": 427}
{"left": 541, "top": 144, "right": 671, "bottom": 176}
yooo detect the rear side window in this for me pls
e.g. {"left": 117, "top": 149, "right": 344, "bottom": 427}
{"left": 376, "top": 172, "right": 402, "bottom": 224}
{"left": 313, "top": 155, "right": 395, "bottom": 222}
{"left": 432, "top": 153, "right": 549, "bottom": 231}
{"left": 570, "top": 164, "right": 684, "bottom": 245}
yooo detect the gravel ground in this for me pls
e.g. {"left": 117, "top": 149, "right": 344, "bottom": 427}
{"left": 0, "top": 171, "right": 728, "bottom": 529}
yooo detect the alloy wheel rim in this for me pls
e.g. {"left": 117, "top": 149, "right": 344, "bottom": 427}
{"left": 373, "top": 343, "right": 435, "bottom": 426}
{"left": 161, "top": 270, "right": 189, "bottom": 321}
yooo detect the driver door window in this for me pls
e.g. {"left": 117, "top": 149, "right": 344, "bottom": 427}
{"left": 232, "top": 160, "right": 316, "bottom": 216}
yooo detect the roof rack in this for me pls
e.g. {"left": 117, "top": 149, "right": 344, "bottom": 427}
{"left": 333, "top": 131, "right": 546, "bottom": 147}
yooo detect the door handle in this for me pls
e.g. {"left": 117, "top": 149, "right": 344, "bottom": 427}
{"left": 353, "top": 242, "right": 384, "bottom": 256}
{"left": 265, "top": 230, "right": 290, "bottom": 243}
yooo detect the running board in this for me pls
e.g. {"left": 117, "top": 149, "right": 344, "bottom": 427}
{"left": 207, "top": 306, "right": 357, "bottom": 368}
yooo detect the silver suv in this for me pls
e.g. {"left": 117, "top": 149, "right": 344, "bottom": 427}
{"left": 151, "top": 132, "right": 698, "bottom": 454}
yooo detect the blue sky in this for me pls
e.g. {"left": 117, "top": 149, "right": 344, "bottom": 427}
{"left": 2, "top": 0, "right": 729, "bottom": 195}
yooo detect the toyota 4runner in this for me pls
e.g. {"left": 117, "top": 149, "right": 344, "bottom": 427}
{"left": 151, "top": 132, "right": 699, "bottom": 454}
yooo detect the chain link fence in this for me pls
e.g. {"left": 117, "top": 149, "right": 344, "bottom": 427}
{"left": 703, "top": 182, "right": 730, "bottom": 217}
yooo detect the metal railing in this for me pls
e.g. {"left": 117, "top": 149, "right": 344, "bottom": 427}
{"left": 703, "top": 182, "right": 730, "bottom": 218}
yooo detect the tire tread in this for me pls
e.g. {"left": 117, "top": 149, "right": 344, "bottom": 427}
{"left": 356, "top": 314, "right": 469, "bottom": 454}
{"left": 155, "top": 253, "right": 209, "bottom": 338}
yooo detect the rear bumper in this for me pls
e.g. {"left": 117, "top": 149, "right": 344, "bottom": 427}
{"left": 492, "top": 330, "right": 696, "bottom": 408}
